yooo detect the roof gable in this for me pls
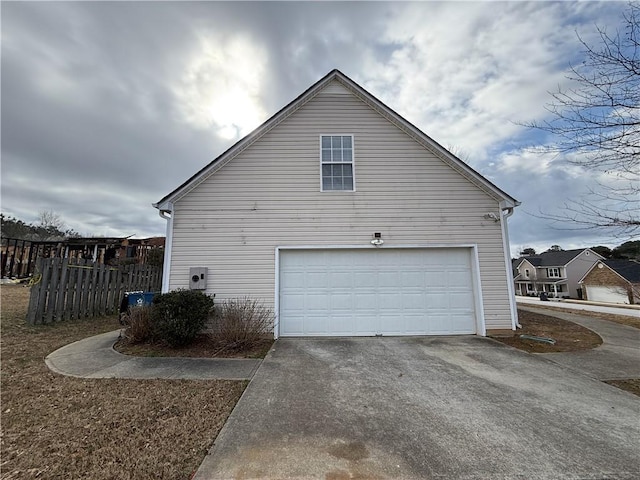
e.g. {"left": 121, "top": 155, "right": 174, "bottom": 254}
{"left": 154, "top": 69, "right": 519, "bottom": 211}
{"left": 515, "top": 248, "right": 602, "bottom": 268}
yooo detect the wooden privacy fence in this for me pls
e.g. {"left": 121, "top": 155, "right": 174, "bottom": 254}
{"left": 26, "top": 258, "right": 163, "bottom": 325}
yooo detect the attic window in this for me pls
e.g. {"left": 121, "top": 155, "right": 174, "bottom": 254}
{"left": 320, "top": 135, "right": 354, "bottom": 191}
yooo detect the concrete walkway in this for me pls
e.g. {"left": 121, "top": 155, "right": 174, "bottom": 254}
{"left": 519, "top": 305, "right": 640, "bottom": 380}
{"left": 45, "top": 330, "right": 261, "bottom": 380}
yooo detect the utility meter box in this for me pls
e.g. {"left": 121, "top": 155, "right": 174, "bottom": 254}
{"left": 189, "top": 267, "right": 208, "bottom": 290}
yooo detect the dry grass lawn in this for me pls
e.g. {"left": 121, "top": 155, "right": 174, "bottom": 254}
{"left": 491, "top": 309, "right": 603, "bottom": 353}
{"left": 1, "top": 285, "right": 245, "bottom": 479}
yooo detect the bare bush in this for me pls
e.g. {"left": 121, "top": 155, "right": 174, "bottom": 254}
{"left": 122, "top": 306, "right": 153, "bottom": 344}
{"left": 211, "top": 297, "right": 274, "bottom": 350}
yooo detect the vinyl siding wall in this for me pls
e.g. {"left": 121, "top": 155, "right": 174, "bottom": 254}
{"left": 566, "top": 250, "right": 601, "bottom": 298}
{"left": 169, "top": 82, "right": 514, "bottom": 330}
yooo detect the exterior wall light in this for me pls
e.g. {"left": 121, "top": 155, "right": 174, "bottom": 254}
{"left": 483, "top": 212, "right": 500, "bottom": 222}
{"left": 371, "top": 232, "right": 384, "bottom": 247}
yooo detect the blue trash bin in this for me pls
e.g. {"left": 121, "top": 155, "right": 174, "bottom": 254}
{"left": 127, "top": 291, "right": 156, "bottom": 308}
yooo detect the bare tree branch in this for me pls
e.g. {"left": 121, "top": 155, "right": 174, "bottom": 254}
{"left": 522, "top": 2, "right": 640, "bottom": 236}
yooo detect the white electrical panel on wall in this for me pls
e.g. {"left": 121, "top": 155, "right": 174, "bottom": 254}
{"left": 189, "top": 267, "right": 208, "bottom": 290}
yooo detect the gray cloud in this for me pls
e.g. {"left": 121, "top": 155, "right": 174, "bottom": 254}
{"left": 0, "top": 1, "right": 629, "bottom": 252}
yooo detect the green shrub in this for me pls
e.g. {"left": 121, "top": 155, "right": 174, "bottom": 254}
{"left": 151, "top": 290, "right": 214, "bottom": 347}
{"left": 211, "top": 297, "right": 274, "bottom": 350}
{"left": 122, "top": 306, "right": 153, "bottom": 344}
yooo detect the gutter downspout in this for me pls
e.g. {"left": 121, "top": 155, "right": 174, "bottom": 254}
{"left": 158, "top": 204, "right": 173, "bottom": 293}
{"left": 500, "top": 202, "right": 521, "bottom": 329}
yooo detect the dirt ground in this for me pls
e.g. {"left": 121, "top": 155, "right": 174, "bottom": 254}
{"left": 604, "top": 379, "right": 640, "bottom": 397}
{"left": 491, "top": 309, "right": 603, "bottom": 353}
{"left": 1, "top": 285, "right": 245, "bottom": 480}
{"left": 114, "top": 334, "right": 274, "bottom": 359}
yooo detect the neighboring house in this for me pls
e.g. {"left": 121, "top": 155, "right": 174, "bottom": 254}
{"left": 513, "top": 249, "right": 603, "bottom": 299}
{"left": 579, "top": 259, "right": 640, "bottom": 304}
{"left": 154, "top": 69, "right": 520, "bottom": 338}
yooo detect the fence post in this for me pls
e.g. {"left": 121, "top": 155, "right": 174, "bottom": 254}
{"left": 54, "top": 258, "right": 70, "bottom": 322}
{"left": 72, "top": 259, "right": 84, "bottom": 319}
{"left": 26, "top": 258, "right": 44, "bottom": 325}
{"left": 35, "top": 258, "right": 52, "bottom": 325}
{"left": 44, "top": 258, "right": 61, "bottom": 324}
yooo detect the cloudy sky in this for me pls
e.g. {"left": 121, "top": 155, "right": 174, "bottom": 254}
{"left": 1, "top": 1, "right": 631, "bottom": 255}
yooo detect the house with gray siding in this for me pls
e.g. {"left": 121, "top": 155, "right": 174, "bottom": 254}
{"left": 154, "top": 70, "right": 520, "bottom": 337}
{"left": 513, "top": 248, "right": 603, "bottom": 298}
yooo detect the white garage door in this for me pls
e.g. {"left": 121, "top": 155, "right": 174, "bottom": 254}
{"left": 586, "top": 285, "right": 629, "bottom": 304}
{"left": 278, "top": 248, "right": 478, "bottom": 337}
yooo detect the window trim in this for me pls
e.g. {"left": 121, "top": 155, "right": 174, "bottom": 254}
{"left": 319, "top": 134, "right": 356, "bottom": 192}
{"left": 546, "top": 267, "right": 561, "bottom": 278}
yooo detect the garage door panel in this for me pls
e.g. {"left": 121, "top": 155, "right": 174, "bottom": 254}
{"left": 306, "top": 294, "right": 330, "bottom": 312}
{"left": 404, "top": 314, "right": 429, "bottom": 334}
{"left": 450, "top": 314, "right": 476, "bottom": 334}
{"left": 379, "top": 292, "right": 402, "bottom": 308}
{"left": 378, "top": 271, "right": 400, "bottom": 287}
{"left": 449, "top": 292, "right": 474, "bottom": 310}
{"left": 379, "top": 315, "right": 403, "bottom": 334}
{"left": 307, "top": 272, "right": 328, "bottom": 288}
{"left": 353, "top": 272, "right": 377, "bottom": 287}
{"left": 279, "top": 248, "right": 478, "bottom": 337}
{"left": 305, "top": 315, "right": 330, "bottom": 335}
{"left": 401, "top": 271, "right": 424, "bottom": 287}
{"left": 586, "top": 286, "right": 629, "bottom": 304}
{"left": 402, "top": 292, "right": 425, "bottom": 309}
{"left": 330, "top": 293, "right": 353, "bottom": 311}
{"left": 425, "top": 292, "right": 449, "bottom": 309}
{"left": 448, "top": 270, "right": 472, "bottom": 285}
{"left": 354, "top": 293, "right": 377, "bottom": 309}
{"left": 353, "top": 314, "right": 378, "bottom": 335}
{"left": 427, "top": 314, "right": 452, "bottom": 334}
{"left": 281, "top": 272, "right": 304, "bottom": 288}
{"left": 327, "top": 315, "right": 354, "bottom": 334}
{"left": 329, "top": 271, "right": 353, "bottom": 288}
{"left": 424, "top": 270, "right": 445, "bottom": 284}
{"left": 281, "top": 292, "right": 305, "bottom": 311}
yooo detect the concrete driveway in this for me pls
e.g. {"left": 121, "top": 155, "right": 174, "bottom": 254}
{"left": 194, "top": 336, "right": 639, "bottom": 480}
{"left": 521, "top": 305, "right": 640, "bottom": 380}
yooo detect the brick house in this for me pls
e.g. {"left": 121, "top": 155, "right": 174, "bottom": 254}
{"left": 579, "top": 259, "right": 640, "bottom": 305}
